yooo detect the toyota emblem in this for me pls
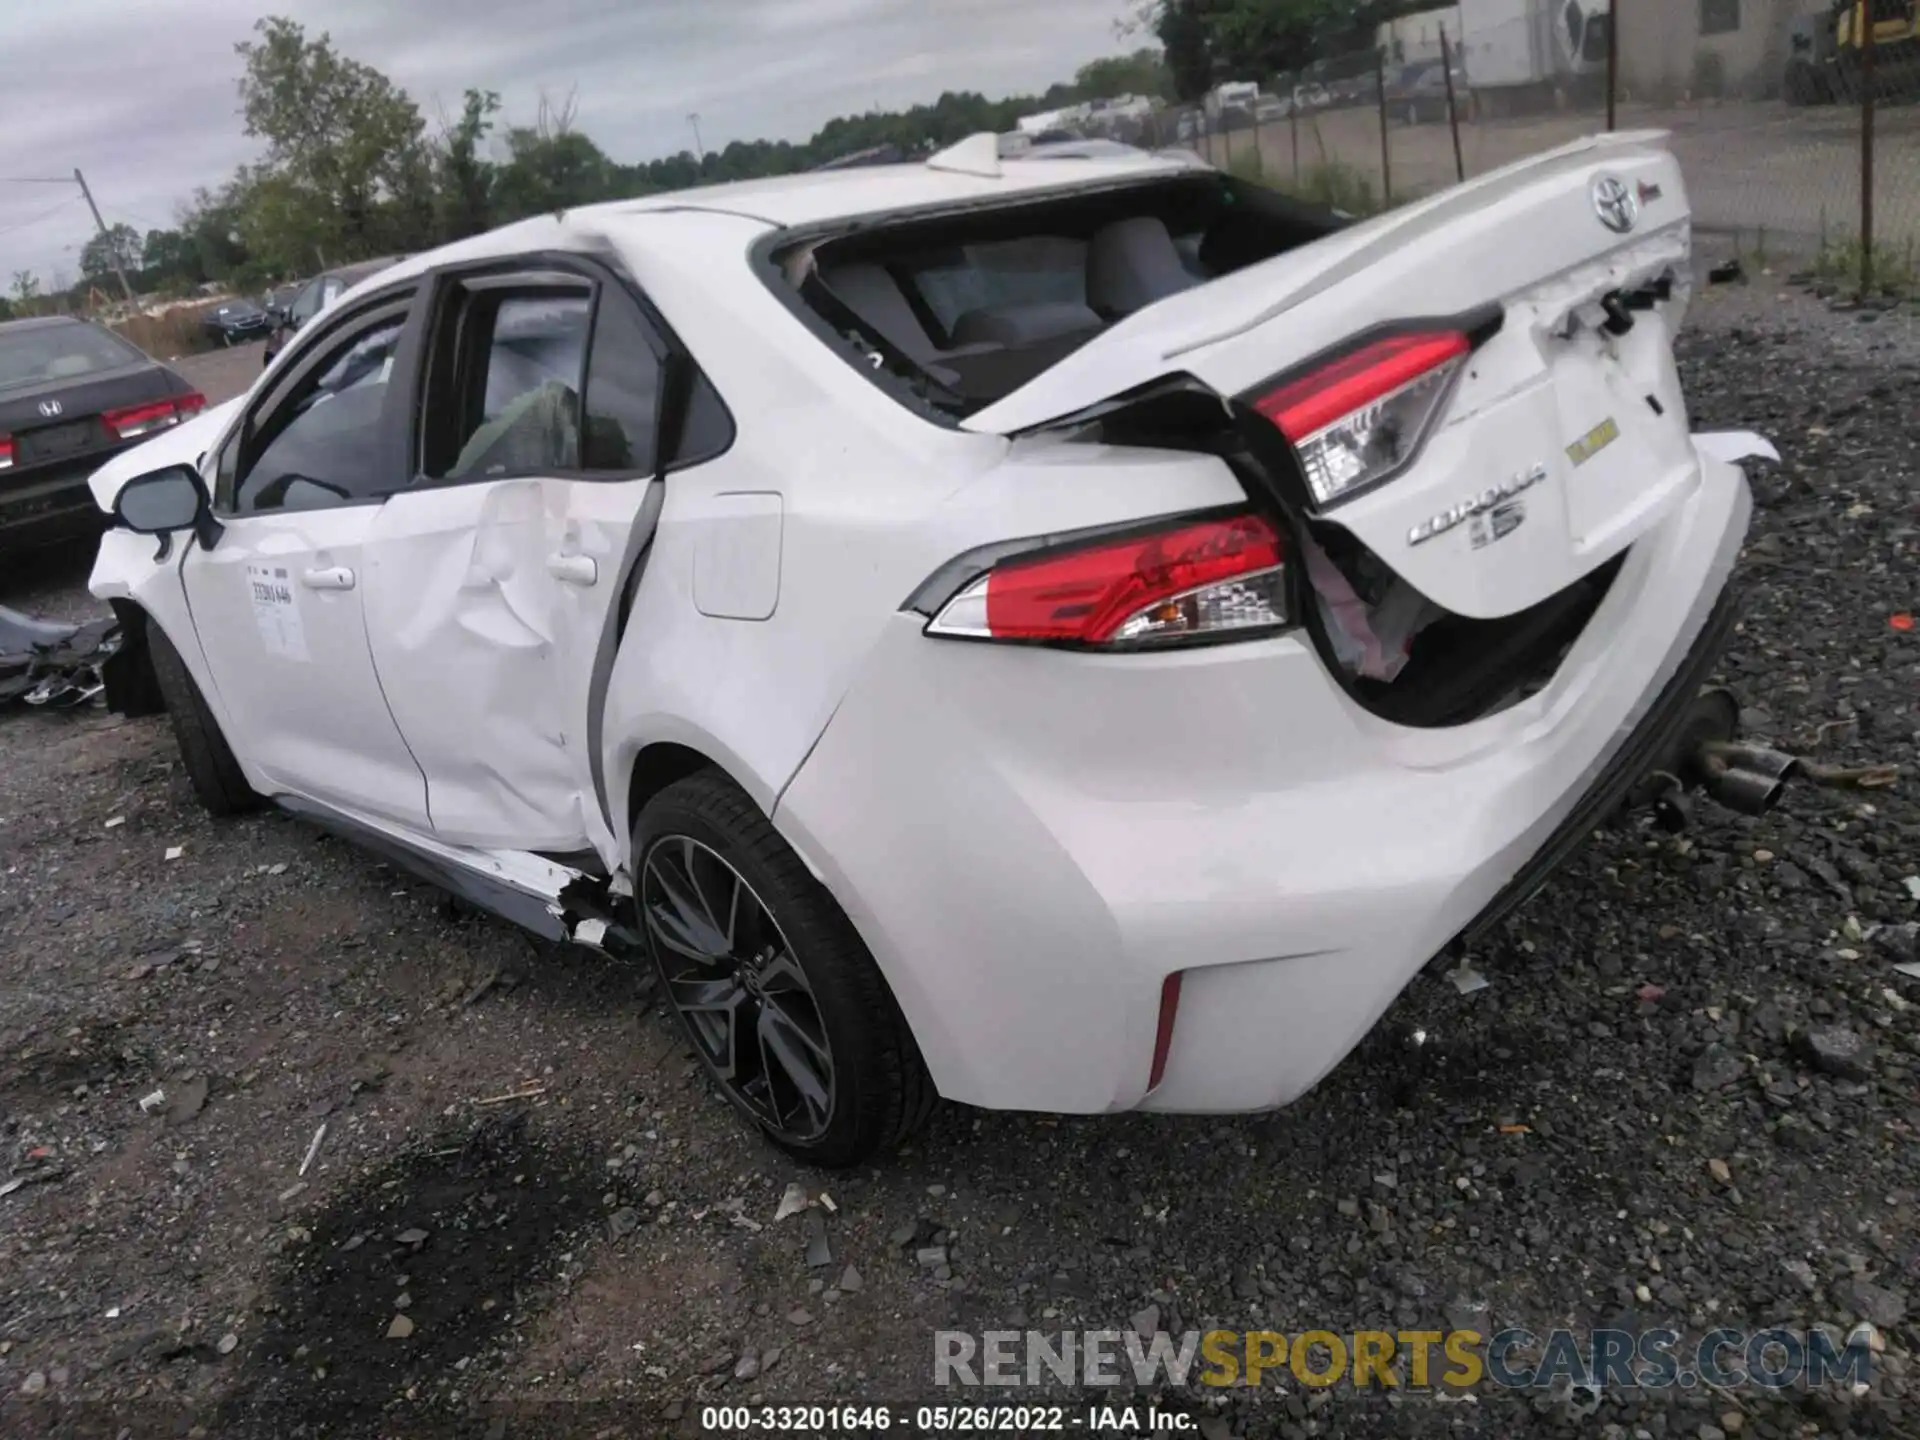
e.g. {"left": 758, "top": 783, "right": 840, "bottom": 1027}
{"left": 37, "top": 398, "right": 63, "bottom": 418}
{"left": 1592, "top": 174, "right": 1639, "bottom": 235}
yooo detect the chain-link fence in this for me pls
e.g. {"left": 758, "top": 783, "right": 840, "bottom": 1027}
{"left": 1116, "top": 0, "right": 1920, "bottom": 297}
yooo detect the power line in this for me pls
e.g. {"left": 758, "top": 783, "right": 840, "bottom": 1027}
{"left": 0, "top": 176, "right": 77, "bottom": 185}
{"left": 109, "top": 208, "right": 168, "bottom": 231}
{"left": 0, "top": 194, "right": 82, "bottom": 240}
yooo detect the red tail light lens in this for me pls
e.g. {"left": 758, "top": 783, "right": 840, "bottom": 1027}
{"left": 1252, "top": 331, "right": 1469, "bottom": 507}
{"left": 1148, "top": 971, "right": 1183, "bottom": 1092}
{"left": 0, "top": 436, "right": 12, "bottom": 471}
{"left": 926, "top": 513, "right": 1287, "bottom": 647}
{"left": 102, "top": 392, "right": 206, "bottom": 442}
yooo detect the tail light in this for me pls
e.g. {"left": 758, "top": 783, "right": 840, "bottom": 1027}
{"left": 925, "top": 513, "right": 1288, "bottom": 647}
{"left": 1252, "top": 330, "right": 1469, "bottom": 507}
{"left": 1148, "top": 971, "right": 1183, "bottom": 1092}
{"left": 0, "top": 437, "right": 12, "bottom": 471}
{"left": 102, "top": 392, "right": 207, "bottom": 442}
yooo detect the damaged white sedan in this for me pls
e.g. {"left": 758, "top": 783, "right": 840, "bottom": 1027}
{"left": 89, "top": 133, "right": 1778, "bottom": 1165}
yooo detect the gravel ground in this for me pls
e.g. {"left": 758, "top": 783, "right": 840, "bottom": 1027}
{"left": 0, "top": 281, "right": 1917, "bottom": 1440}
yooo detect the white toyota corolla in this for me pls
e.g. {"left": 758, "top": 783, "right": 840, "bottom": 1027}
{"left": 87, "top": 133, "right": 1773, "bottom": 1165}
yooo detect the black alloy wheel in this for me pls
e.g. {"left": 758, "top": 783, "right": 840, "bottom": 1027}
{"left": 641, "top": 834, "right": 835, "bottom": 1143}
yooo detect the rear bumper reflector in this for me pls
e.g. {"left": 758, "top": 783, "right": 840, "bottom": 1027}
{"left": 1148, "top": 971, "right": 1183, "bottom": 1092}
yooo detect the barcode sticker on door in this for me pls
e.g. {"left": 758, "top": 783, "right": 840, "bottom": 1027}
{"left": 246, "top": 562, "right": 309, "bottom": 662}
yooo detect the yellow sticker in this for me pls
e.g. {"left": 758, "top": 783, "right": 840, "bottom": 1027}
{"left": 1566, "top": 417, "right": 1621, "bottom": 467}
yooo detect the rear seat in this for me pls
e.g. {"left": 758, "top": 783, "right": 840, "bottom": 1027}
{"left": 948, "top": 300, "right": 1101, "bottom": 348}
{"left": 822, "top": 262, "right": 980, "bottom": 365}
{"left": 821, "top": 223, "right": 1199, "bottom": 406}
{"left": 1086, "top": 216, "right": 1197, "bottom": 318}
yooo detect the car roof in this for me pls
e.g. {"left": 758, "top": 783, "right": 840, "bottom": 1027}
{"left": 0, "top": 314, "right": 88, "bottom": 334}
{"left": 361, "top": 145, "right": 1206, "bottom": 295}
{"left": 333, "top": 256, "right": 405, "bottom": 282}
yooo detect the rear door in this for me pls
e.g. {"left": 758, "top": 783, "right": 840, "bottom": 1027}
{"left": 359, "top": 257, "right": 699, "bottom": 855}
{"left": 963, "top": 133, "right": 1698, "bottom": 621}
{"left": 182, "top": 291, "right": 431, "bottom": 827}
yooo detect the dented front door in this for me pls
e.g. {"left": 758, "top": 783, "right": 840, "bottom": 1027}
{"left": 182, "top": 506, "right": 431, "bottom": 829}
{"left": 359, "top": 476, "right": 659, "bottom": 852}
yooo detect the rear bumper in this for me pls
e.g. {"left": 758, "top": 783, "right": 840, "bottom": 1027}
{"left": 774, "top": 447, "right": 1752, "bottom": 1115}
{"left": 0, "top": 461, "right": 111, "bottom": 549}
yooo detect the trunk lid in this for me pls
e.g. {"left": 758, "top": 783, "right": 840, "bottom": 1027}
{"left": 966, "top": 131, "right": 1700, "bottom": 620}
{"left": 0, "top": 362, "right": 178, "bottom": 470}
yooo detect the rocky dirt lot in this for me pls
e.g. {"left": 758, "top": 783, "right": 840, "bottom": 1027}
{"left": 0, "top": 284, "right": 1916, "bottom": 1440}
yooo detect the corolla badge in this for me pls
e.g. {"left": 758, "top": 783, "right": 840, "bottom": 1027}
{"left": 1407, "top": 464, "right": 1549, "bottom": 547}
{"left": 1592, "top": 174, "right": 1639, "bottom": 234}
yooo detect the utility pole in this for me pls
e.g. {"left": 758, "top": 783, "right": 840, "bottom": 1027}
{"left": 1861, "top": 0, "right": 1878, "bottom": 297}
{"left": 1605, "top": 0, "right": 1619, "bottom": 131}
{"left": 688, "top": 112, "right": 706, "bottom": 169}
{"left": 72, "top": 168, "right": 136, "bottom": 306}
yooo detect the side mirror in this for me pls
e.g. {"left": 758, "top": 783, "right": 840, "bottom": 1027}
{"left": 113, "top": 464, "right": 223, "bottom": 555}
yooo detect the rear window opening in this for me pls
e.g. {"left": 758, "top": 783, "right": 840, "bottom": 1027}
{"left": 769, "top": 172, "right": 1343, "bottom": 421}
{"left": 1298, "top": 521, "right": 1625, "bottom": 728}
{"left": 0, "top": 321, "right": 145, "bottom": 392}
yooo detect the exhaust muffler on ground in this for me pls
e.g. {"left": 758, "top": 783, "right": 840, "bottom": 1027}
{"left": 1628, "top": 688, "right": 1901, "bottom": 829}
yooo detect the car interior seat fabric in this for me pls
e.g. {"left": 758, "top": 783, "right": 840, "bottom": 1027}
{"left": 823, "top": 263, "right": 943, "bottom": 362}
{"left": 947, "top": 301, "right": 1103, "bottom": 349}
{"left": 452, "top": 379, "right": 580, "bottom": 477}
{"left": 1086, "top": 216, "right": 1199, "bottom": 318}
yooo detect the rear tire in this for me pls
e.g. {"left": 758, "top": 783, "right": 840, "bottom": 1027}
{"left": 147, "top": 621, "right": 260, "bottom": 816}
{"left": 634, "top": 770, "right": 935, "bottom": 1167}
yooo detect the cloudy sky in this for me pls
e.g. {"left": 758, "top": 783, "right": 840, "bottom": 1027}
{"left": 1, "top": 0, "right": 1135, "bottom": 287}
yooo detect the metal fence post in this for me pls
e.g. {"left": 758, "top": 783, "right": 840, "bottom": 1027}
{"left": 1861, "top": 0, "right": 1877, "bottom": 297}
{"left": 1606, "top": 0, "right": 1619, "bottom": 131}
{"left": 1440, "top": 25, "right": 1465, "bottom": 183}
{"left": 1375, "top": 48, "right": 1392, "bottom": 206}
{"left": 1289, "top": 72, "right": 1301, "bottom": 183}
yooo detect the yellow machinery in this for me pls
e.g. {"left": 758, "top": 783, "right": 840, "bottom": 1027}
{"left": 1785, "top": 0, "right": 1920, "bottom": 103}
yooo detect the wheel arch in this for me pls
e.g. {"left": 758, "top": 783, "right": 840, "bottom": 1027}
{"left": 613, "top": 726, "right": 841, "bottom": 896}
{"left": 101, "top": 597, "right": 166, "bottom": 717}
{"left": 623, "top": 739, "right": 725, "bottom": 837}
{"left": 615, "top": 725, "right": 786, "bottom": 843}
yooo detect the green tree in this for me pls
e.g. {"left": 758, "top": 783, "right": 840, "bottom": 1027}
{"left": 493, "top": 97, "right": 617, "bottom": 221}
{"left": 79, "top": 222, "right": 143, "bottom": 283}
{"left": 436, "top": 88, "right": 501, "bottom": 240}
{"left": 177, "top": 186, "right": 251, "bottom": 282}
{"left": 138, "top": 228, "right": 202, "bottom": 290}
{"left": 1149, "top": 0, "right": 1428, "bottom": 89}
{"left": 1074, "top": 48, "right": 1173, "bottom": 99}
{"left": 1153, "top": 0, "right": 1218, "bottom": 99}
{"left": 11, "top": 271, "right": 41, "bottom": 304}
{"left": 235, "top": 16, "right": 430, "bottom": 261}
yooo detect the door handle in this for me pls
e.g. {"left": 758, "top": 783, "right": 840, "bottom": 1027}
{"left": 546, "top": 553, "right": 597, "bottom": 587}
{"left": 300, "top": 566, "right": 356, "bottom": 591}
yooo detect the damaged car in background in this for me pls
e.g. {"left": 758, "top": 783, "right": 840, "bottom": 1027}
{"left": 83, "top": 130, "right": 1856, "bottom": 1165}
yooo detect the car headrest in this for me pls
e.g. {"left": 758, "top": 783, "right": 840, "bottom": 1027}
{"left": 823, "top": 262, "right": 937, "bottom": 361}
{"left": 1086, "top": 215, "right": 1197, "bottom": 318}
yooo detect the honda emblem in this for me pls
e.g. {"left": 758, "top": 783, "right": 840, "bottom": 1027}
{"left": 37, "top": 398, "right": 63, "bottom": 418}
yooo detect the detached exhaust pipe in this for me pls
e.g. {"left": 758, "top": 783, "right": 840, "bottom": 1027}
{"left": 1697, "top": 750, "right": 1789, "bottom": 816}
{"left": 1635, "top": 690, "right": 1902, "bottom": 828}
{"left": 1686, "top": 735, "right": 1900, "bottom": 819}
